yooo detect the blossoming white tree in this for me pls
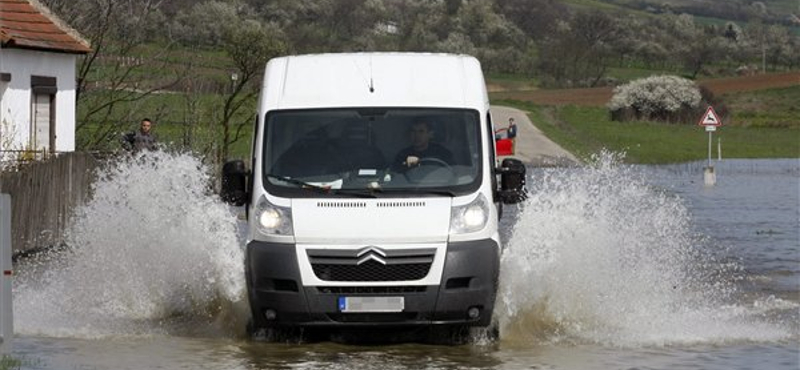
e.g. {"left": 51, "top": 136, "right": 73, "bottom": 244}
{"left": 608, "top": 75, "right": 702, "bottom": 123}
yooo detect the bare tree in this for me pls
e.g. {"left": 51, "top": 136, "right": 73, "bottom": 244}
{"left": 218, "top": 21, "right": 287, "bottom": 162}
{"left": 669, "top": 15, "right": 727, "bottom": 79}
{"left": 495, "top": 0, "right": 568, "bottom": 40}
{"left": 537, "top": 10, "right": 619, "bottom": 87}
{"left": 40, "top": 0, "right": 186, "bottom": 150}
{"left": 178, "top": 75, "right": 220, "bottom": 163}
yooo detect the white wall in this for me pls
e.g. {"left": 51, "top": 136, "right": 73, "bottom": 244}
{"left": 0, "top": 48, "right": 78, "bottom": 152}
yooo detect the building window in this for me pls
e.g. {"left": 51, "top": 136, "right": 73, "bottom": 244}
{"left": 31, "top": 76, "right": 57, "bottom": 153}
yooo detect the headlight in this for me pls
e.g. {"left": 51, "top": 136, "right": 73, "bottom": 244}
{"left": 255, "top": 196, "right": 293, "bottom": 235}
{"left": 258, "top": 208, "right": 282, "bottom": 229}
{"left": 450, "top": 193, "right": 489, "bottom": 234}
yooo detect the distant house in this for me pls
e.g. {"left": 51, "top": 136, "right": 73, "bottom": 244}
{"left": 0, "top": 0, "right": 91, "bottom": 156}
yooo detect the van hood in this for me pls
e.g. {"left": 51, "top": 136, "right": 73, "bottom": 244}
{"left": 291, "top": 198, "right": 452, "bottom": 244}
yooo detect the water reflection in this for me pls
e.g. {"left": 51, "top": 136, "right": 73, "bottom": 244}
{"left": 237, "top": 341, "right": 503, "bottom": 369}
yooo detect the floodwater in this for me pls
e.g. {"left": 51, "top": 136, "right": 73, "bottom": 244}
{"left": 11, "top": 151, "right": 799, "bottom": 369}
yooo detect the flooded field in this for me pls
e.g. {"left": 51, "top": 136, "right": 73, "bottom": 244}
{"left": 11, "top": 152, "right": 799, "bottom": 369}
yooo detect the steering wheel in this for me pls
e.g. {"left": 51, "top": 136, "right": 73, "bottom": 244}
{"left": 417, "top": 157, "right": 451, "bottom": 168}
{"left": 403, "top": 157, "right": 455, "bottom": 183}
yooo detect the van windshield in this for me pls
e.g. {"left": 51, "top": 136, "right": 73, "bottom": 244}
{"left": 263, "top": 108, "right": 483, "bottom": 197}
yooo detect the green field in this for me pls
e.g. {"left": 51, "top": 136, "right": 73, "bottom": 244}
{"left": 722, "top": 85, "right": 800, "bottom": 128}
{"left": 497, "top": 100, "right": 799, "bottom": 164}
{"left": 78, "top": 88, "right": 256, "bottom": 160}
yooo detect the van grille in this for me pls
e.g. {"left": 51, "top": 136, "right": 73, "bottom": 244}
{"left": 317, "top": 286, "right": 427, "bottom": 294}
{"left": 307, "top": 247, "right": 435, "bottom": 282}
{"left": 376, "top": 201, "right": 426, "bottom": 208}
{"left": 312, "top": 260, "right": 431, "bottom": 282}
{"left": 315, "top": 201, "right": 426, "bottom": 208}
{"left": 317, "top": 201, "right": 367, "bottom": 208}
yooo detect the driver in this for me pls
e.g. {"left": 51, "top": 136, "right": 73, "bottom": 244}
{"left": 392, "top": 119, "right": 453, "bottom": 172}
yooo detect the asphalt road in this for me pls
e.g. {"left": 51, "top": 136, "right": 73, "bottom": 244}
{"left": 491, "top": 106, "right": 579, "bottom": 166}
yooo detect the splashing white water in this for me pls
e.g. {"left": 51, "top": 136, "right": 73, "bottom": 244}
{"left": 498, "top": 152, "right": 793, "bottom": 346}
{"left": 12, "top": 150, "right": 794, "bottom": 346}
{"left": 14, "top": 151, "right": 246, "bottom": 338}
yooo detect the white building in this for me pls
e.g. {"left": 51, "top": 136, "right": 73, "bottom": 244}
{"left": 0, "top": 0, "right": 90, "bottom": 155}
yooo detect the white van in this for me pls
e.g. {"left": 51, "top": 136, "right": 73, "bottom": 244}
{"left": 221, "top": 53, "right": 526, "bottom": 339}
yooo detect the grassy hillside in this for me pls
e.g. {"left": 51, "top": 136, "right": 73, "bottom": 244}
{"left": 600, "top": 0, "right": 799, "bottom": 18}
{"left": 583, "top": 0, "right": 800, "bottom": 36}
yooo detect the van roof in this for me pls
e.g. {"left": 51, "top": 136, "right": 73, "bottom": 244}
{"left": 260, "top": 53, "right": 489, "bottom": 111}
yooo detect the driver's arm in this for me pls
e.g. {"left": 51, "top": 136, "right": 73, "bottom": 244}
{"left": 391, "top": 150, "right": 412, "bottom": 172}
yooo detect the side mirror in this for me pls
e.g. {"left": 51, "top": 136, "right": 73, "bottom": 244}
{"left": 497, "top": 158, "right": 526, "bottom": 204}
{"left": 221, "top": 160, "right": 249, "bottom": 206}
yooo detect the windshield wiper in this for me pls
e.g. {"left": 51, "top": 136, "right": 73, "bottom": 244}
{"left": 415, "top": 190, "right": 457, "bottom": 197}
{"left": 374, "top": 188, "right": 457, "bottom": 197}
{"left": 266, "top": 173, "right": 330, "bottom": 193}
{"left": 332, "top": 189, "right": 379, "bottom": 198}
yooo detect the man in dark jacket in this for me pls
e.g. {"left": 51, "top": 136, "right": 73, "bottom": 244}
{"left": 392, "top": 119, "right": 453, "bottom": 172}
{"left": 122, "top": 118, "right": 157, "bottom": 152}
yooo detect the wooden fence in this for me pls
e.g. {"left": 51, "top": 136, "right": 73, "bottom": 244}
{"left": 0, "top": 152, "right": 99, "bottom": 256}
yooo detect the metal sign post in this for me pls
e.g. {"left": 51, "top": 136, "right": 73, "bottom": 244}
{"left": 699, "top": 106, "right": 722, "bottom": 186}
{"left": 0, "top": 194, "right": 12, "bottom": 354}
{"left": 706, "top": 125, "right": 715, "bottom": 166}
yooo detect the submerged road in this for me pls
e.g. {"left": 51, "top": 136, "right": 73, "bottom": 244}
{"left": 491, "top": 106, "right": 579, "bottom": 166}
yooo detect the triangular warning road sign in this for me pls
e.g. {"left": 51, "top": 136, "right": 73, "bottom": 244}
{"left": 698, "top": 106, "right": 722, "bottom": 126}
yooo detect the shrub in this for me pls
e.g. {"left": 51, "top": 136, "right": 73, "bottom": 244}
{"left": 608, "top": 75, "right": 702, "bottom": 123}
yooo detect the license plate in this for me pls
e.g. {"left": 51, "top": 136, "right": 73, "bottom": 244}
{"left": 338, "top": 296, "right": 404, "bottom": 313}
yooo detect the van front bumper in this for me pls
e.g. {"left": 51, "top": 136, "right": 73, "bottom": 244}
{"left": 245, "top": 239, "right": 500, "bottom": 328}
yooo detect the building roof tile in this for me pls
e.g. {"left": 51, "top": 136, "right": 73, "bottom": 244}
{"left": 0, "top": 0, "right": 91, "bottom": 54}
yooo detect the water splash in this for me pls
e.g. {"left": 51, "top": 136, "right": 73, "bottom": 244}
{"left": 498, "top": 151, "right": 793, "bottom": 346}
{"left": 14, "top": 151, "right": 247, "bottom": 338}
{"left": 12, "top": 150, "right": 794, "bottom": 346}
